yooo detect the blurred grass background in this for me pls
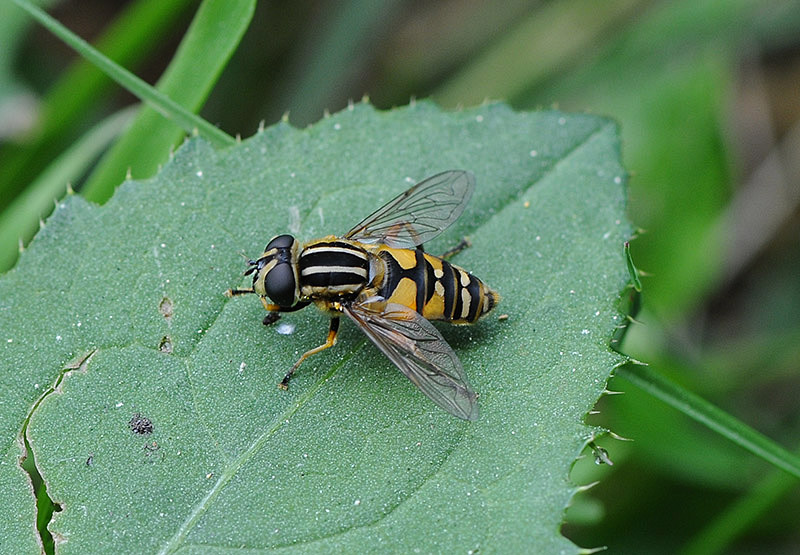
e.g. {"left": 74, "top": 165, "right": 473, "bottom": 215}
{"left": 1, "top": 0, "right": 799, "bottom": 552}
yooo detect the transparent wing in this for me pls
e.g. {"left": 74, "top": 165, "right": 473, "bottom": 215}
{"left": 344, "top": 299, "right": 479, "bottom": 421}
{"left": 345, "top": 170, "right": 475, "bottom": 249}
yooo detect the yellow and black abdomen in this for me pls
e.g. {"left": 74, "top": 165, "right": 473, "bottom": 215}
{"left": 375, "top": 246, "right": 499, "bottom": 324}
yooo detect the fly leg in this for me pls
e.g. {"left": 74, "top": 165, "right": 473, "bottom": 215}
{"left": 440, "top": 237, "right": 472, "bottom": 260}
{"left": 279, "top": 317, "right": 340, "bottom": 389}
{"left": 225, "top": 287, "right": 283, "bottom": 324}
{"left": 263, "top": 313, "right": 281, "bottom": 326}
{"left": 259, "top": 297, "right": 282, "bottom": 326}
{"left": 226, "top": 287, "right": 310, "bottom": 325}
{"left": 259, "top": 299, "right": 312, "bottom": 325}
{"left": 225, "top": 286, "right": 255, "bottom": 297}
{"left": 416, "top": 236, "right": 470, "bottom": 259}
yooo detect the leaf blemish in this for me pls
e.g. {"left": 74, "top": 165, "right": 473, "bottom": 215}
{"left": 159, "top": 336, "right": 173, "bottom": 354}
{"left": 159, "top": 297, "right": 173, "bottom": 321}
{"left": 129, "top": 413, "right": 154, "bottom": 435}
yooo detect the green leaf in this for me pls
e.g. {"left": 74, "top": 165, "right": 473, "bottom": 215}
{"left": 267, "top": 0, "right": 405, "bottom": 127}
{"left": 0, "top": 0, "right": 57, "bottom": 127}
{"left": 684, "top": 447, "right": 800, "bottom": 555}
{"left": 0, "top": 102, "right": 632, "bottom": 552}
{"left": 11, "top": 0, "right": 235, "bottom": 149}
{"left": 0, "top": 107, "right": 137, "bottom": 272}
{"left": 616, "top": 363, "right": 800, "bottom": 480}
{"left": 432, "top": 0, "right": 643, "bottom": 108}
{"left": 0, "top": 0, "right": 196, "bottom": 213}
{"left": 81, "top": 0, "right": 257, "bottom": 202}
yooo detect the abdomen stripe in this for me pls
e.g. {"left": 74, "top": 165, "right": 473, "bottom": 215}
{"left": 465, "top": 274, "right": 482, "bottom": 322}
{"left": 441, "top": 260, "right": 456, "bottom": 320}
{"left": 414, "top": 249, "right": 426, "bottom": 315}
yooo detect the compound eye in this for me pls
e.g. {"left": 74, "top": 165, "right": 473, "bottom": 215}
{"left": 265, "top": 234, "right": 295, "bottom": 251}
{"left": 265, "top": 262, "right": 296, "bottom": 307}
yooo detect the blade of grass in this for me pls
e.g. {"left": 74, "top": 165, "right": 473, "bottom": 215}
{"left": 81, "top": 0, "right": 256, "bottom": 202}
{"left": 11, "top": 0, "right": 235, "bottom": 148}
{"left": 682, "top": 447, "right": 800, "bottom": 555}
{"left": 0, "top": 0, "right": 196, "bottom": 213}
{"left": 432, "top": 0, "right": 642, "bottom": 108}
{"left": 0, "top": 107, "right": 137, "bottom": 272}
{"left": 616, "top": 363, "right": 800, "bottom": 480}
{"left": 265, "top": 0, "right": 403, "bottom": 125}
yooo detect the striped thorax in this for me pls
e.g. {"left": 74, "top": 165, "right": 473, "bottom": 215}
{"left": 298, "top": 238, "right": 370, "bottom": 299}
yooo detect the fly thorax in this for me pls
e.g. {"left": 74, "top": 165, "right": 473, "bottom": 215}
{"left": 298, "top": 240, "right": 370, "bottom": 298}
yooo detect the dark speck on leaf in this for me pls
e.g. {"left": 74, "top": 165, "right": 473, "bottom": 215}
{"left": 129, "top": 413, "right": 154, "bottom": 435}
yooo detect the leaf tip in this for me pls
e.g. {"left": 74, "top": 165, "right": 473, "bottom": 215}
{"left": 624, "top": 241, "right": 642, "bottom": 292}
{"left": 602, "top": 389, "right": 625, "bottom": 396}
{"left": 607, "top": 430, "right": 633, "bottom": 442}
{"left": 574, "top": 480, "right": 601, "bottom": 494}
{"left": 577, "top": 545, "right": 608, "bottom": 555}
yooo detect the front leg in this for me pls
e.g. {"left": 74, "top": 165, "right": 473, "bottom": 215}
{"left": 226, "top": 287, "right": 310, "bottom": 325}
{"left": 225, "top": 287, "right": 284, "bottom": 324}
{"left": 279, "top": 317, "right": 340, "bottom": 389}
{"left": 225, "top": 286, "right": 255, "bottom": 297}
{"left": 260, "top": 298, "right": 312, "bottom": 325}
{"left": 263, "top": 313, "right": 281, "bottom": 326}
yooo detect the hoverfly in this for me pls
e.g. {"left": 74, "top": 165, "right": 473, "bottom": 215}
{"left": 226, "top": 171, "right": 499, "bottom": 420}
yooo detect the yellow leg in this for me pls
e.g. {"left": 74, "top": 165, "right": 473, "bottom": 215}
{"left": 260, "top": 297, "right": 282, "bottom": 312}
{"left": 279, "top": 317, "right": 340, "bottom": 389}
{"left": 259, "top": 297, "right": 282, "bottom": 325}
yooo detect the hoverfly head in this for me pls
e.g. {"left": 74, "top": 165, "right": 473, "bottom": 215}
{"left": 252, "top": 234, "right": 300, "bottom": 307}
